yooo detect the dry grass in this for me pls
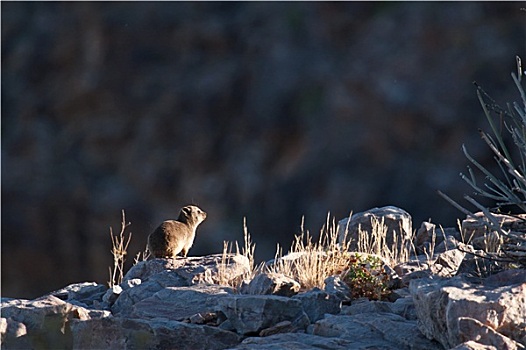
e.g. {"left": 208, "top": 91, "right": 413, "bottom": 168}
{"left": 268, "top": 214, "right": 353, "bottom": 290}
{"left": 218, "top": 217, "right": 259, "bottom": 288}
{"left": 108, "top": 210, "right": 132, "bottom": 288}
{"left": 133, "top": 245, "right": 151, "bottom": 265}
{"left": 356, "top": 216, "right": 415, "bottom": 266}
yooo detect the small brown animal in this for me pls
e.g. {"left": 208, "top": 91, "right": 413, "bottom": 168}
{"left": 147, "top": 205, "right": 207, "bottom": 258}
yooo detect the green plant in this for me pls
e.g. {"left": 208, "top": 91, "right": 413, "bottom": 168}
{"left": 341, "top": 253, "right": 390, "bottom": 301}
{"left": 439, "top": 56, "right": 526, "bottom": 268}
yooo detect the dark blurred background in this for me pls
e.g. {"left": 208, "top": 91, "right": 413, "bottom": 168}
{"left": 2, "top": 2, "right": 524, "bottom": 299}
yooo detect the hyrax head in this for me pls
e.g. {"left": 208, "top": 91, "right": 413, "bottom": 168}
{"left": 178, "top": 205, "right": 207, "bottom": 226}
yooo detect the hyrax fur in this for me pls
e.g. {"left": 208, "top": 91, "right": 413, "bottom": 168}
{"left": 147, "top": 205, "right": 207, "bottom": 258}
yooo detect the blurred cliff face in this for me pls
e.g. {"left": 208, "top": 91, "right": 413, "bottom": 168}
{"left": 1, "top": 2, "right": 523, "bottom": 298}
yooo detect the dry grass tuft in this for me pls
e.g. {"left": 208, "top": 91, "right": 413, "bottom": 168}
{"left": 218, "top": 217, "right": 259, "bottom": 288}
{"left": 268, "top": 214, "right": 352, "bottom": 291}
{"left": 356, "top": 216, "right": 416, "bottom": 267}
{"left": 133, "top": 245, "right": 151, "bottom": 265}
{"left": 108, "top": 210, "right": 132, "bottom": 288}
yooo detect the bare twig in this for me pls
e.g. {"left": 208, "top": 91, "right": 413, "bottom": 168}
{"left": 108, "top": 210, "right": 132, "bottom": 287}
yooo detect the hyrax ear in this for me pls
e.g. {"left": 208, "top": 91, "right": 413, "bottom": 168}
{"left": 181, "top": 206, "right": 192, "bottom": 216}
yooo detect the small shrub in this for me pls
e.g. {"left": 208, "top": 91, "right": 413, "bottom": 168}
{"left": 341, "top": 253, "right": 390, "bottom": 301}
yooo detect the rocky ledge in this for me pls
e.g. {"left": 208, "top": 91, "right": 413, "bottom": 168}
{"left": 2, "top": 207, "right": 525, "bottom": 350}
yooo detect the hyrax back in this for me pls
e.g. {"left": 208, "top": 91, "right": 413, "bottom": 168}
{"left": 147, "top": 205, "right": 207, "bottom": 258}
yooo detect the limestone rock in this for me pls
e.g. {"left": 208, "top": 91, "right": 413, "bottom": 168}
{"left": 311, "top": 313, "right": 442, "bottom": 350}
{"left": 456, "top": 243, "right": 504, "bottom": 277}
{"left": 410, "top": 270, "right": 526, "bottom": 349}
{"left": 217, "top": 295, "right": 309, "bottom": 335}
{"left": 337, "top": 206, "right": 412, "bottom": 252}
{"left": 461, "top": 212, "right": 526, "bottom": 243}
{"left": 415, "top": 221, "right": 461, "bottom": 254}
{"left": 292, "top": 288, "right": 341, "bottom": 322}
{"left": 340, "top": 295, "right": 417, "bottom": 320}
{"left": 415, "top": 221, "right": 438, "bottom": 253}
{"left": 124, "top": 254, "right": 250, "bottom": 286}
{"left": 45, "top": 282, "right": 107, "bottom": 309}
{"left": 240, "top": 272, "right": 300, "bottom": 297}
{"left": 394, "top": 257, "right": 432, "bottom": 286}
{"left": 457, "top": 317, "right": 525, "bottom": 350}
{"left": 258, "top": 320, "right": 293, "bottom": 337}
{"left": 340, "top": 298, "right": 392, "bottom": 315}
{"left": 323, "top": 276, "right": 352, "bottom": 303}
{"left": 451, "top": 340, "right": 498, "bottom": 350}
{"left": 434, "top": 234, "right": 461, "bottom": 254}
{"left": 0, "top": 295, "right": 94, "bottom": 349}
{"left": 430, "top": 248, "right": 466, "bottom": 277}
{"left": 389, "top": 295, "right": 418, "bottom": 320}
{"left": 230, "top": 333, "right": 356, "bottom": 350}
{"left": 112, "top": 256, "right": 241, "bottom": 317}
{"left": 1, "top": 317, "right": 30, "bottom": 349}
{"left": 70, "top": 317, "right": 241, "bottom": 350}
{"left": 114, "top": 283, "right": 233, "bottom": 322}
{"left": 102, "top": 284, "right": 123, "bottom": 307}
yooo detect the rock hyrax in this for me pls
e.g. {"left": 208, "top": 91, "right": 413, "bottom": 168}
{"left": 147, "top": 205, "right": 207, "bottom": 258}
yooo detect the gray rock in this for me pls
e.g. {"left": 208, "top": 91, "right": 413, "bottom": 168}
{"left": 111, "top": 275, "right": 165, "bottom": 314}
{"left": 337, "top": 206, "right": 412, "bottom": 252}
{"left": 124, "top": 254, "right": 250, "bottom": 286}
{"left": 292, "top": 288, "right": 341, "bottom": 322}
{"left": 461, "top": 212, "right": 526, "bottom": 244}
{"left": 1, "top": 317, "right": 30, "bottom": 349}
{"left": 340, "top": 298, "right": 392, "bottom": 315}
{"left": 259, "top": 320, "right": 293, "bottom": 337}
{"left": 0, "top": 295, "right": 93, "bottom": 349}
{"left": 102, "top": 284, "right": 123, "bottom": 307}
{"left": 229, "top": 333, "right": 356, "bottom": 350}
{"left": 240, "top": 272, "right": 301, "bottom": 297}
{"left": 394, "top": 257, "right": 432, "bottom": 286}
{"left": 451, "top": 340, "right": 498, "bottom": 350}
{"left": 415, "top": 221, "right": 461, "bottom": 255}
{"left": 430, "top": 248, "right": 466, "bottom": 277}
{"left": 323, "top": 276, "right": 352, "bottom": 303}
{"left": 456, "top": 243, "right": 504, "bottom": 277}
{"left": 46, "top": 282, "right": 107, "bottom": 309}
{"left": 410, "top": 270, "right": 526, "bottom": 349}
{"left": 340, "top": 296, "right": 417, "bottom": 321}
{"left": 70, "top": 316, "right": 241, "bottom": 350}
{"left": 434, "top": 234, "right": 461, "bottom": 254}
{"left": 188, "top": 311, "right": 221, "bottom": 325}
{"left": 122, "top": 278, "right": 142, "bottom": 290}
{"left": 312, "top": 313, "right": 442, "bottom": 350}
{"left": 218, "top": 295, "right": 309, "bottom": 335}
{"left": 389, "top": 295, "right": 418, "bottom": 320}
{"left": 457, "top": 317, "right": 525, "bottom": 350}
{"left": 415, "top": 221, "right": 438, "bottom": 253}
{"left": 115, "top": 284, "right": 233, "bottom": 321}
{"left": 4, "top": 251, "right": 523, "bottom": 350}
